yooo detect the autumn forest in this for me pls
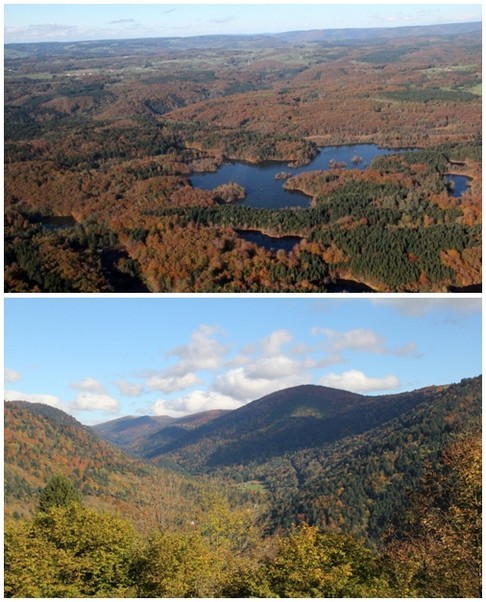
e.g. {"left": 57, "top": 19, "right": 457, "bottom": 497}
{"left": 3, "top": 12, "right": 483, "bottom": 599}
{"left": 4, "top": 21, "right": 482, "bottom": 292}
{"left": 4, "top": 376, "right": 482, "bottom": 597}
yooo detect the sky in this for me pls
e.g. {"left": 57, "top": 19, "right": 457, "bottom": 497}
{"left": 4, "top": 3, "right": 482, "bottom": 44}
{"left": 4, "top": 297, "right": 482, "bottom": 425}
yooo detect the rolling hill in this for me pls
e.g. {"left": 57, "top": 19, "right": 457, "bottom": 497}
{"left": 6, "top": 375, "right": 481, "bottom": 542}
{"left": 3, "top": 401, "right": 228, "bottom": 525}
{"left": 91, "top": 376, "right": 481, "bottom": 539}
{"left": 91, "top": 409, "right": 228, "bottom": 456}
{"left": 91, "top": 414, "right": 177, "bottom": 449}
{"left": 113, "top": 382, "right": 465, "bottom": 471}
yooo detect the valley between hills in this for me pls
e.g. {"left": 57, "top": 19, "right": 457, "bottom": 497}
{"left": 4, "top": 21, "right": 482, "bottom": 292}
{"left": 4, "top": 375, "right": 481, "bottom": 597}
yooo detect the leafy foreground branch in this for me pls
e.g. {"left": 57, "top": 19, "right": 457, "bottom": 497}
{"left": 5, "top": 434, "right": 481, "bottom": 598}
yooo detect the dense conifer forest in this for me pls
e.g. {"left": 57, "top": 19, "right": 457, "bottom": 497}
{"left": 4, "top": 22, "right": 481, "bottom": 292}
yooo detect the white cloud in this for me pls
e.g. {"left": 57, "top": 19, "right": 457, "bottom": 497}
{"left": 319, "top": 370, "right": 400, "bottom": 393}
{"left": 313, "top": 327, "right": 417, "bottom": 357}
{"left": 166, "top": 324, "right": 227, "bottom": 376}
{"left": 291, "top": 342, "right": 314, "bottom": 356}
{"left": 372, "top": 298, "right": 481, "bottom": 317}
{"left": 69, "top": 377, "right": 106, "bottom": 394}
{"left": 146, "top": 372, "right": 202, "bottom": 394}
{"left": 261, "top": 329, "right": 293, "bottom": 357}
{"left": 151, "top": 389, "right": 239, "bottom": 417}
{"left": 115, "top": 380, "right": 144, "bottom": 397}
{"left": 245, "top": 355, "right": 311, "bottom": 380}
{"left": 316, "top": 328, "right": 386, "bottom": 354}
{"left": 4, "top": 389, "right": 64, "bottom": 409}
{"left": 5, "top": 23, "right": 80, "bottom": 42}
{"left": 5, "top": 368, "right": 21, "bottom": 383}
{"left": 109, "top": 19, "right": 136, "bottom": 24}
{"left": 214, "top": 366, "right": 305, "bottom": 403}
{"left": 392, "top": 342, "right": 419, "bottom": 357}
{"left": 71, "top": 392, "right": 119, "bottom": 412}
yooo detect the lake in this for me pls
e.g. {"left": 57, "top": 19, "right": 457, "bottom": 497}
{"left": 191, "top": 144, "right": 409, "bottom": 209}
{"left": 444, "top": 174, "right": 471, "bottom": 197}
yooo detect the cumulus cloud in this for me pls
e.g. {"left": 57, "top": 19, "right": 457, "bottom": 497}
{"left": 5, "top": 368, "right": 21, "bottom": 383}
{"left": 4, "top": 389, "right": 64, "bottom": 409}
{"left": 69, "top": 377, "right": 106, "bottom": 394}
{"left": 245, "top": 355, "right": 312, "bottom": 380}
{"left": 261, "top": 329, "right": 293, "bottom": 357}
{"left": 315, "top": 328, "right": 386, "bottom": 354}
{"left": 166, "top": 324, "right": 227, "bottom": 376}
{"left": 151, "top": 389, "right": 240, "bottom": 417}
{"left": 146, "top": 373, "right": 202, "bottom": 394}
{"left": 71, "top": 392, "right": 119, "bottom": 412}
{"left": 115, "top": 380, "right": 144, "bottom": 397}
{"left": 5, "top": 386, "right": 119, "bottom": 415}
{"left": 319, "top": 370, "right": 400, "bottom": 393}
{"left": 137, "top": 324, "right": 227, "bottom": 396}
{"left": 213, "top": 366, "right": 305, "bottom": 403}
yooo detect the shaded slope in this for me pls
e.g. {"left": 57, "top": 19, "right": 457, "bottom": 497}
{"left": 217, "top": 376, "right": 482, "bottom": 540}
{"left": 148, "top": 384, "right": 446, "bottom": 470}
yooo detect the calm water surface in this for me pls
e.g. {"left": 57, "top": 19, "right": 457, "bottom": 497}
{"left": 444, "top": 174, "right": 471, "bottom": 197}
{"left": 191, "top": 144, "right": 408, "bottom": 209}
{"left": 237, "top": 230, "right": 302, "bottom": 252}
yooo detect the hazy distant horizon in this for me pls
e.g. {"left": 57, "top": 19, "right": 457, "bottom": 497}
{"left": 4, "top": 3, "right": 482, "bottom": 44}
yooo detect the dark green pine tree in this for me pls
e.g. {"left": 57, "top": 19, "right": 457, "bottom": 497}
{"left": 37, "top": 475, "right": 82, "bottom": 513}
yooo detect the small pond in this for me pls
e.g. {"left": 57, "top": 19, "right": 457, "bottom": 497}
{"left": 444, "top": 174, "right": 471, "bottom": 198}
{"left": 237, "top": 230, "right": 302, "bottom": 252}
{"left": 191, "top": 144, "right": 412, "bottom": 209}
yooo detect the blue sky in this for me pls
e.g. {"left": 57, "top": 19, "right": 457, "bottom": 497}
{"left": 4, "top": 297, "right": 481, "bottom": 424}
{"left": 4, "top": 3, "right": 482, "bottom": 43}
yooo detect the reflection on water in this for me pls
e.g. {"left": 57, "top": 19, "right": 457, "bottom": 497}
{"left": 191, "top": 144, "right": 409, "bottom": 209}
{"left": 238, "top": 230, "right": 302, "bottom": 252}
{"left": 444, "top": 174, "right": 471, "bottom": 198}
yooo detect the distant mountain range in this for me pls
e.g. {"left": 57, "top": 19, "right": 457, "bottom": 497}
{"left": 91, "top": 409, "right": 228, "bottom": 456}
{"left": 92, "top": 381, "right": 478, "bottom": 471}
{"left": 5, "top": 21, "right": 481, "bottom": 55}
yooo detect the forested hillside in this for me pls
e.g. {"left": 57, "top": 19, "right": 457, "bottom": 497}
{"left": 238, "top": 377, "right": 481, "bottom": 539}
{"left": 4, "top": 401, "right": 256, "bottom": 528}
{"left": 4, "top": 376, "right": 481, "bottom": 597}
{"left": 5, "top": 23, "right": 481, "bottom": 292}
{"left": 93, "top": 376, "right": 481, "bottom": 543}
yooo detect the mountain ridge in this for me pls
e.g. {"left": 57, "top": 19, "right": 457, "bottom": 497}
{"left": 91, "top": 380, "right": 471, "bottom": 471}
{"left": 5, "top": 375, "right": 480, "bottom": 541}
{"left": 5, "top": 21, "right": 481, "bottom": 52}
